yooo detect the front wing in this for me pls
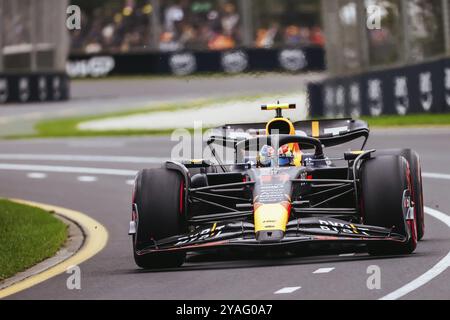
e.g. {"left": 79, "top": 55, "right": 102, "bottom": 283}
{"left": 135, "top": 217, "right": 408, "bottom": 256}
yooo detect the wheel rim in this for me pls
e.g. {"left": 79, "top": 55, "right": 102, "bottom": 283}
{"left": 406, "top": 167, "right": 418, "bottom": 248}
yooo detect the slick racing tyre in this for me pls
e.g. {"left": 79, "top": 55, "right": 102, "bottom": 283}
{"left": 361, "top": 155, "right": 418, "bottom": 255}
{"left": 132, "top": 168, "right": 186, "bottom": 269}
{"left": 376, "top": 149, "right": 425, "bottom": 240}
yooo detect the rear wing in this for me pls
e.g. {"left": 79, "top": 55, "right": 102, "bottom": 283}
{"left": 213, "top": 118, "right": 369, "bottom": 149}
{"left": 294, "top": 118, "right": 369, "bottom": 148}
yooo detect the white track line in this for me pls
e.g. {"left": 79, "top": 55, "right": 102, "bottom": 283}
{"left": 313, "top": 267, "right": 335, "bottom": 274}
{"left": 77, "top": 176, "right": 98, "bottom": 182}
{"left": 27, "top": 173, "right": 47, "bottom": 179}
{"left": 0, "top": 154, "right": 165, "bottom": 164}
{"left": 126, "top": 179, "right": 135, "bottom": 186}
{"left": 422, "top": 172, "right": 450, "bottom": 181}
{"left": 380, "top": 206, "right": 450, "bottom": 300}
{"left": 274, "top": 287, "right": 301, "bottom": 294}
{"left": 0, "top": 155, "right": 448, "bottom": 181}
{"left": 0, "top": 163, "right": 137, "bottom": 177}
{"left": 380, "top": 172, "right": 450, "bottom": 300}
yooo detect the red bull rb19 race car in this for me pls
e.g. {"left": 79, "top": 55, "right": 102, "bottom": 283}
{"left": 129, "top": 103, "right": 424, "bottom": 269}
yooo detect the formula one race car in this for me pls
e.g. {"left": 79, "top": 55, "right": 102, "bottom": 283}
{"left": 129, "top": 103, "right": 424, "bottom": 269}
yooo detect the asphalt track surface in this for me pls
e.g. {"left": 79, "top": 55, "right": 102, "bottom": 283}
{"left": 0, "top": 128, "right": 450, "bottom": 300}
{"left": 0, "top": 74, "right": 449, "bottom": 300}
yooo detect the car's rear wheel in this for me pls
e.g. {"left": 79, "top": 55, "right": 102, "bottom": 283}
{"left": 376, "top": 149, "right": 425, "bottom": 240}
{"left": 361, "top": 155, "right": 417, "bottom": 255}
{"left": 132, "top": 168, "right": 186, "bottom": 269}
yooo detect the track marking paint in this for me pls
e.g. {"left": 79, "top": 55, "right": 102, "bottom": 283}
{"left": 126, "top": 179, "right": 135, "bottom": 185}
{"left": 77, "top": 176, "right": 98, "bottom": 183}
{"left": 0, "top": 154, "right": 165, "bottom": 164}
{"left": 0, "top": 163, "right": 137, "bottom": 177}
{"left": 274, "top": 287, "right": 301, "bottom": 294}
{"left": 27, "top": 173, "right": 47, "bottom": 179}
{"left": 0, "top": 160, "right": 448, "bottom": 183}
{"left": 380, "top": 206, "right": 450, "bottom": 300}
{"left": 313, "top": 267, "right": 335, "bottom": 274}
{"left": 0, "top": 199, "right": 108, "bottom": 299}
{"left": 422, "top": 172, "right": 450, "bottom": 181}
{"left": 380, "top": 171, "right": 450, "bottom": 300}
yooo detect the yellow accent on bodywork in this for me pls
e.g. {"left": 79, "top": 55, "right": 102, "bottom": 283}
{"left": 254, "top": 203, "right": 290, "bottom": 233}
{"left": 262, "top": 103, "right": 295, "bottom": 110}
{"left": 312, "top": 121, "right": 320, "bottom": 137}
{"left": 265, "top": 117, "right": 296, "bottom": 135}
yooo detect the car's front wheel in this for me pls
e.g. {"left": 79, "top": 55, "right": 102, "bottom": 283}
{"left": 376, "top": 149, "right": 425, "bottom": 240}
{"left": 132, "top": 168, "right": 186, "bottom": 269}
{"left": 361, "top": 155, "right": 417, "bottom": 255}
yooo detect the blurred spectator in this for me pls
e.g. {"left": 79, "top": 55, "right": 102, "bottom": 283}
{"left": 310, "top": 26, "right": 325, "bottom": 47}
{"left": 221, "top": 2, "right": 240, "bottom": 37}
{"left": 284, "top": 25, "right": 310, "bottom": 46}
{"left": 70, "top": 0, "right": 153, "bottom": 54}
{"left": 164, "top": 1, "right": 184, "bottom": 32}
{"left": 69, "top": 0, "right": 323, "bottom": 53}
{"left": 208, "top": 29, "right": 236, "bottom": 50}
{"left": 159, "top": 31, "right": 182, "bottom": 51}
{"left": 255, "top": 24, "right": 324, "bottom": 49}
{"left": 255, "top": 23, "right": 280, "bottom": 48}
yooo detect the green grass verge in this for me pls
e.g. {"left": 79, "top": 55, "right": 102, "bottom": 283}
{"left": 8, "top": 94, "right": 270, "bottom": 139}
{"left": 362, "top": 113, "right": 450, "bottom": 127}
{"left": 9, "top": 99, "right": 219, "bottom": 139}
{"left": 8, "top": 96, "right": 450, "bottom": 139}
{"left": 0, "top": 199, "right": 68, "bottom": 281}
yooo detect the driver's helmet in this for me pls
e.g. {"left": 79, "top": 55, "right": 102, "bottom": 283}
{"left": 258, "top": 144, "right": 296, "bottom": 167}
{"left": 278, "top": 144, "right": 295, "bottom": 167}
{"left": 258, "top": 145, "right": 275, "bottom": 167}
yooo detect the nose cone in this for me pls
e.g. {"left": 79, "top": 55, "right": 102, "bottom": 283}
{"left": 256, "top": 230, "right": 285, "bottom": 242}
{"left": 254, "top": 203, "right": 290, "bottom": 242}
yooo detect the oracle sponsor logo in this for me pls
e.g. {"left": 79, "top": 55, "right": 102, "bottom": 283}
{"left": 38, "top": 76, "right": 48, "bottom": 101}
{"left": 53, "top": 76, "right": 62, "bottom": 100}
{"left": 445, "top": 68, "right": 450, "bottom": 109}
{"left": 335, "top": 85, "right": 345, "bottom": 117}
{"left": 0, "top": 78, "right": 8, "bottom": 103}
{"left": 279, "top": 49, "right": 307, "bottom": 72}
{"left": 18, "top": 77, "right": 30, "bottom": 102}
{"left": 367, "top": 79, "right": 383, "bottom": 116}
{"left": 419, "top": 72, "right": 433, "bottom": 111}
{"left": 67, "top": 56, "right": 115, "bottom": 78}
{"left": 169, "top": 53, "right": 197, "bottom": 76}
{"left": 324, "top": 85, "right": 335, "bottom": 118}
{"left": 394, "top": 76, "right": 409, "bottom": 115}
{"left": 349, "top": 82, "right": 361, "bottom": 118}
{"left": 221, "top": 50, "right": 248, "bottom": 74}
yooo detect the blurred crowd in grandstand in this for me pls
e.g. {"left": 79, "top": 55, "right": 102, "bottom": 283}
{"left": 70, "top": 0, "right": 324, "bottom": 54}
